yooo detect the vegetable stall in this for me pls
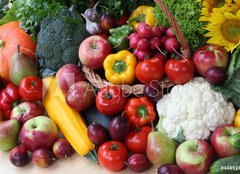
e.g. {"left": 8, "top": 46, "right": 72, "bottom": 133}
{"left": 0, "top": 0, "right": 240, "bottom": 174}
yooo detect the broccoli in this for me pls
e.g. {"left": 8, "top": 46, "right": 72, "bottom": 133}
{"left": 36, "top": 8, "right": 89, "bottom": 72}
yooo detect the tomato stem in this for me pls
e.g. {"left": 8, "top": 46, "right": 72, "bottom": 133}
{"left": 110, "top": 143, "right": 119, "bottom": 151}
{"left": 104, "top": 91, "right": 112, "bottom": 100}
{"left": 135, "top": 126, "right": 142, "bottom": 132}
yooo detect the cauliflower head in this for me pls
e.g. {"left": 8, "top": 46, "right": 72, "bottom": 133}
{"left": 156, "top": 77, "right": 236, "bottom": 142}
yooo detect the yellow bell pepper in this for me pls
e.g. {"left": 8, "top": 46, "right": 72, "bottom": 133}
{"left": 103, "top": 50, "right": 137, "bottom": 85}
{"left": 234, "top": 109, "right": 240, "bottom": 127}
{"left": 129, "top": 5, "right": 156, "bottom": 30}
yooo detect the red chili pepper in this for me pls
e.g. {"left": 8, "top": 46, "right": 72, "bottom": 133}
{"left": 0, "top": 83, "right": 21, "bottom": 119}
{"left": 19, "top": 76, "right": 42, "bottom": 102}
{"left": 124, "top": 97, "right": 156, "bottom": 126}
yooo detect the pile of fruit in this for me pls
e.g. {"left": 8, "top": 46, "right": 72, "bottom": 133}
{"left": 0, "top": 0, "right": 240, "bottom": 174}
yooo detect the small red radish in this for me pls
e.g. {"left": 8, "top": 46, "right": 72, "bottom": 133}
{"left": 137, "top": 22, "right": 153, "bottom": 39}
{"left": 150, "top": 37, "right": 162, "bottom": 50}
{"left": 152, "top": 25, "right": 162, "bottom": 38}
{"left": 137, "top": 39, "right": 150, "bottom": 51}
{"left": 166, "top": 27, "right": 176, "bottom": 38}
{"left": 136, "top": 50, "right": 152, "bottom": 61}
{"left": 164, "top": 38, "right": 179, "bottom": 53}
{"left": 154, "top": 52, "right": 168, "bottom": 64}
{"left": 159, "top": 36, "right": 168, "bottom": 46}
{"left": 129, "top": 33, "right": 141, "bottom": 49}
{"left": 133, "top": 49, "right": 138, "bottom": 57}
{"left": 159, "top": 26, "right": 167, "bottom": 34}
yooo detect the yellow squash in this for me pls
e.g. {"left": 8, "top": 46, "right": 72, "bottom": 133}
{"left": 42, "top": 76, "right": 97, "bottom": 160}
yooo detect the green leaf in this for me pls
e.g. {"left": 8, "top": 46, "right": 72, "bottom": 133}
{"left": 173, "top": 127, "right": 186, "bottom": 144}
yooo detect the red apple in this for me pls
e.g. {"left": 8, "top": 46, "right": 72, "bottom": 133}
{"left": 10, "top": 102, "right": 43, "bottom": 124}
{"left": 79, "top": 35, "right": 112, "bottom": 70}
{"left": 211, "top": 124, "right": 240, "bottom": 158}
{"left": 176, "top": 139, "right": 214, "bottom": 174}
{"left": 20, "top": 116, "right": 58, "bottom": 152}
{"left": 56, "top": 64, "right": 86, "bottom": 93}
{"left": 65, "top": 81, "right": 95, "bottom": 112}
{"left": 193, "top": 44, "right": 229, "bottom": 76}
{"left": 32, "top": 148, "right": 55, "bottom": 168}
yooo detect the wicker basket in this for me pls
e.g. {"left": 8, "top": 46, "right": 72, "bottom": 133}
{"left": 82, "top": 0, "right": 191, "bottom": 95}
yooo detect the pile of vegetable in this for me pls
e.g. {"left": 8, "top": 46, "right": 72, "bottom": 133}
{"left": 0, "top": 0, "right": 239, "bottom": 174}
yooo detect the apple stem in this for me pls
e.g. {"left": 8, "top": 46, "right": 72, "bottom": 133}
{"left": 17, "top": 45, "right": 20, "bottom": 53}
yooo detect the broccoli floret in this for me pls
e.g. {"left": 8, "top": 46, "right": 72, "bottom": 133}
{"left": 36, "top": 9, "right": 89, "bottom": 71}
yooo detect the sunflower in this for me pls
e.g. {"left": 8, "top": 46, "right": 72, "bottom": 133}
{"left": 204, "top": 9, "right": 240, "bottom": 52}
{"left": 200, "top": 0, "right": 234, "bottom": 21}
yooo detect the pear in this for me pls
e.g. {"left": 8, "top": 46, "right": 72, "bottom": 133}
{"left": 0, "top": 119, "right": 20, "bottom": 151}
{"left": 146, "top": 131, "right": 177, "bottom": 168}
{"left": 9, "top": 45, "right": 37, "bottom": 86}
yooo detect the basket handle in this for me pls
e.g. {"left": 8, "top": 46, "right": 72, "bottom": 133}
{"left": 154, "top": 0, "right": 191, "bottom": 58}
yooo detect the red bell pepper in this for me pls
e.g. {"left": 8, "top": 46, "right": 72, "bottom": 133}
{"left": 0, "top": 83, "right": 21, "bottom": 119}
{"left": 124, "top": 97, "right": 156, "bottom": 126}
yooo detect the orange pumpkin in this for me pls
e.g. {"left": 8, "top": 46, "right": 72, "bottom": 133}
{"left": 0, "top": 21, "right": 37, "bottom": 82}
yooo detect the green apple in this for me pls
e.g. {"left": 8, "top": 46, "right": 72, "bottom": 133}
{"left": 0, "top": 119, "right": 20, "bottom": 151}
{"left": 20, "top": 116, "right": 58, "bottom": 152}
{"left": 146, "top": 131, "right": 176, "bottom": 168}
{"left": 176, "top": 139, "right": 214, "bottom": 174}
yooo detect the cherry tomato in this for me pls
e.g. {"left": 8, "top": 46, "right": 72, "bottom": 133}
{"left": 98, "top": 141, "right": 128, "bottom": 172}
{"left": 165, "top": 58, "right": 195, "bottom": 84}
{"left": 135, "top": 57, "right": 165, "bottom": 84}
{"left": 19, "top": 76, "right": 42, "bottom": 101}
{"left": 96, "top": 86, "right": 127, "bottom": 115}
{"left": 125, "top": 126, "right": 152, "bottom": 154}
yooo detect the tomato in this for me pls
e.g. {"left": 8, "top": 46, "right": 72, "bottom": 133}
{"left": 135, "top": 57, "right": 165, "bottom": 84}
{"left": 98, "top": 141, "right": 128, "bottom": 172}
{"left": 165, "top": 58, "right": 195, "bottom": 84}
{"left": 19, "top": 76, "right": 42, "bottom": 101}
{"left": 125, "top": 126, "right": 152, "bottom": 154}
{"left": 96, "top": 86, "right": 127, "bottom": 115}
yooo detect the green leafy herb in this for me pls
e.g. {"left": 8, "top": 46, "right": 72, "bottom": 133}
{"left": 0, "top": 0, "right": 9, "bottom": 18}
{"left": 154, "top": 0, "right": 207, "bottom": 51}
{"left": 0, "top": 0, "right": 68, "bottom": 39}
{"left": 98, "top": 0, "right": 155, "bottom": 19}
{"left": 173, "top": 127, "right": 186, "bottom": 144}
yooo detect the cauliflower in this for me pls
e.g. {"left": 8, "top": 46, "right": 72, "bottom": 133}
{"left": 156, "top": 77, "right": 236, "bottom": 142}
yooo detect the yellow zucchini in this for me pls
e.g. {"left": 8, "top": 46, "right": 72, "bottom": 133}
{"left": 42, "top": 76, "right": 97, "bottom": 161}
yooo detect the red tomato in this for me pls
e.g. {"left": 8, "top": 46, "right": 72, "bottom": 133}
{"left": 165, "top": 58, "right": 195, "bottom": 84}
{"left": 125, "top": 126, "right": 152, "bottom": 154}
{"left": 96, "top": 86, "right": 127, "bottom": 115}
{"left": 135, "top": 57, "right": 165, "bottom": 84}
{"left": 19, "top": 76, "right": 42, "bottom": 101}
{"left": 98, "top": 141, "right": 128, "bottom": 172}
